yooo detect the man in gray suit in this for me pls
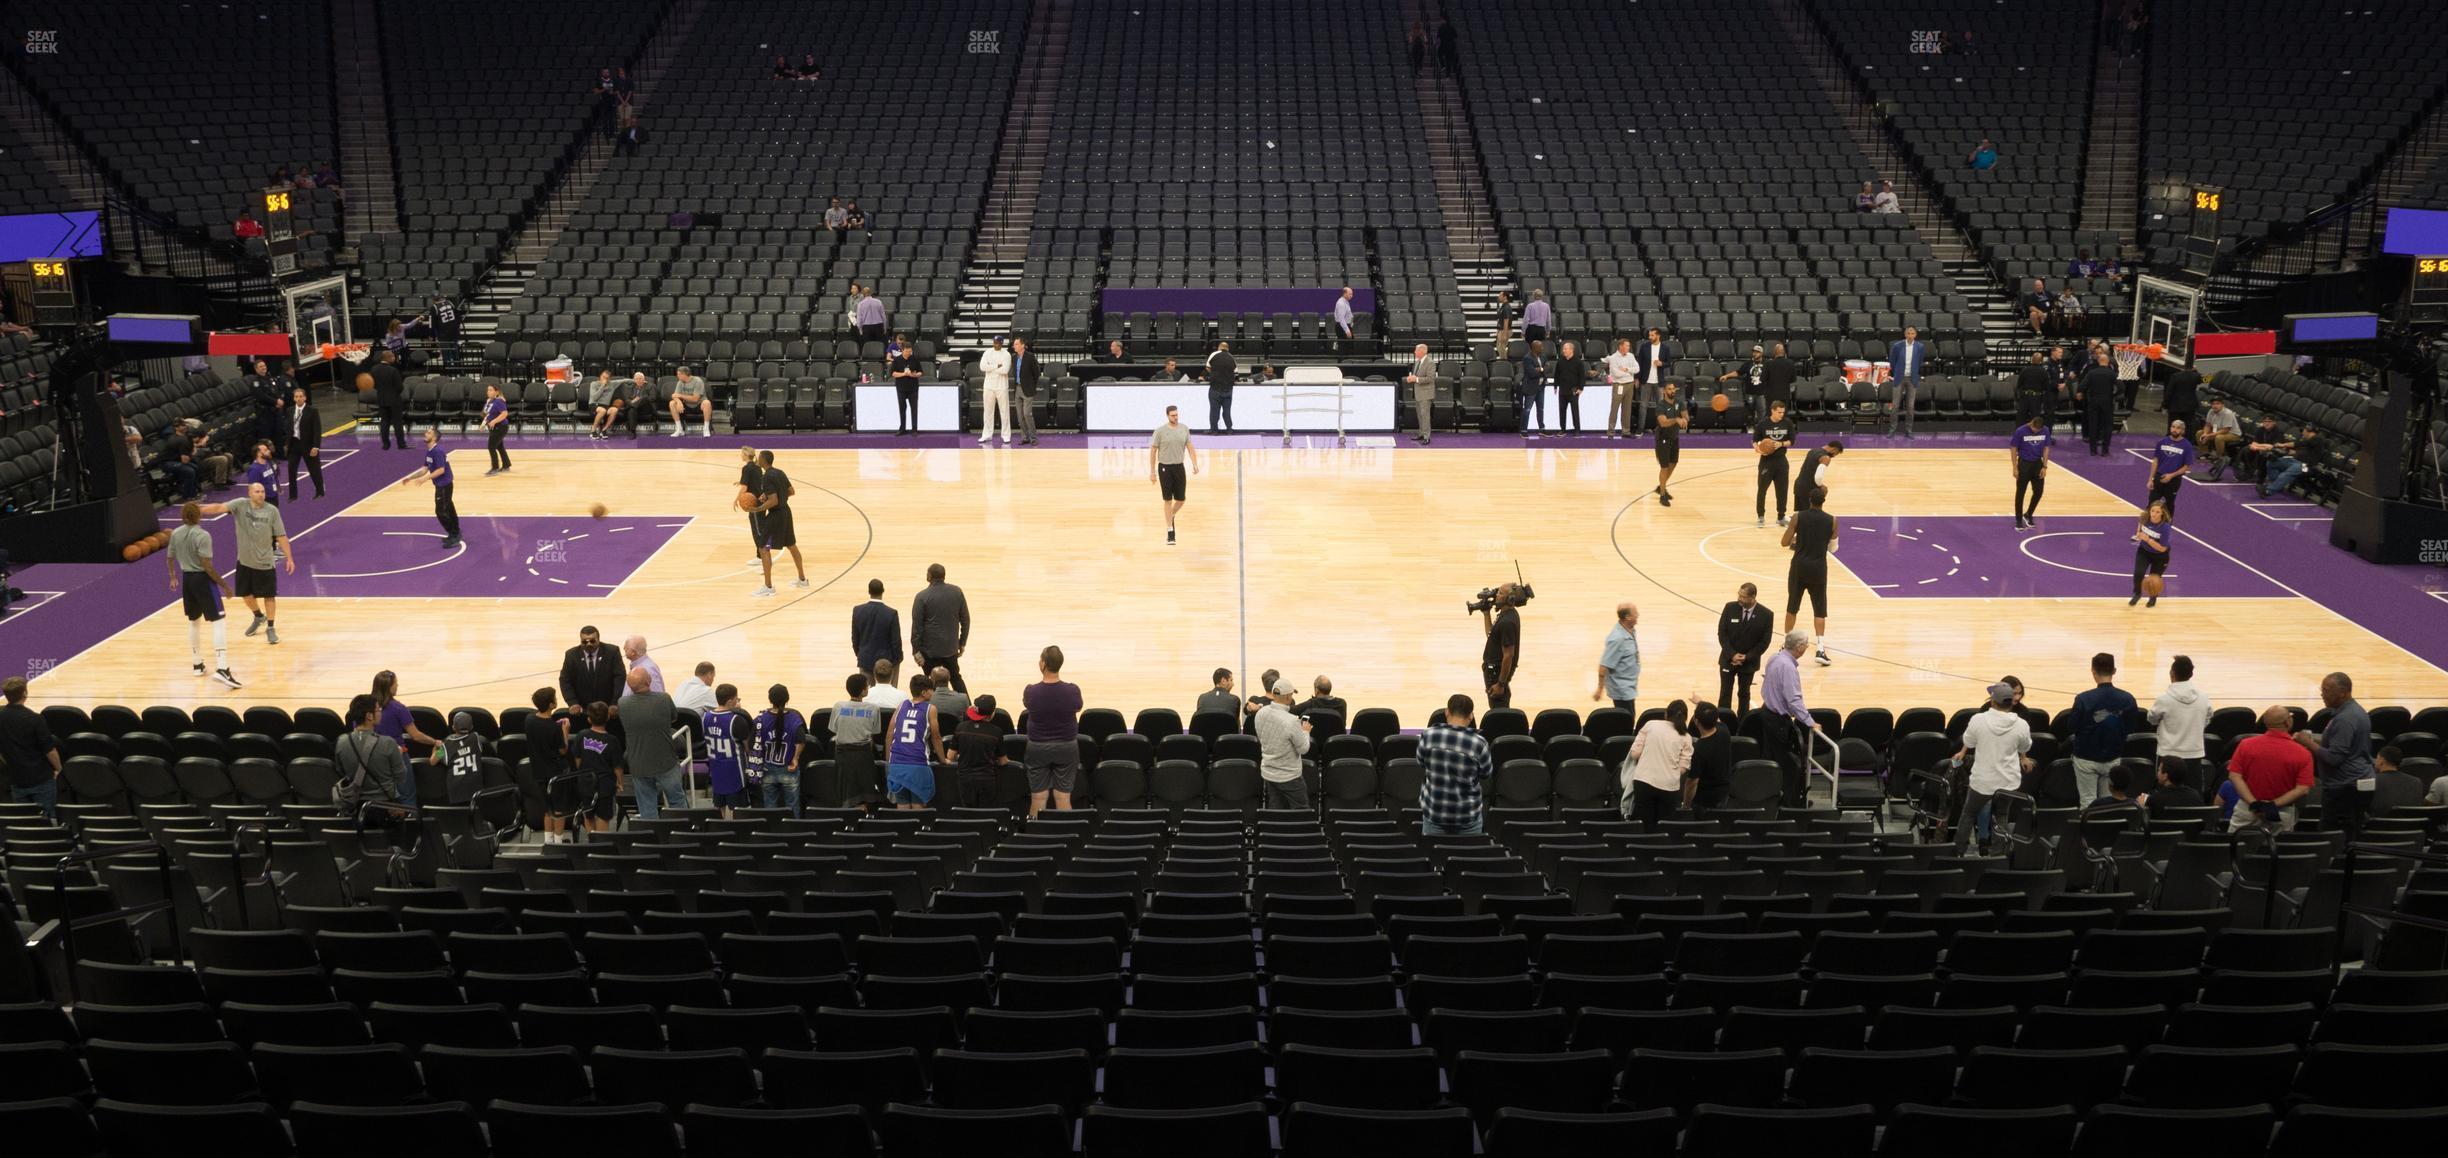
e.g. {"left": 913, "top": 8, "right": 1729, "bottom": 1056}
{"left": 910, "top": 563, "right": 972, "bottom": 693}
{"left": 1404, "top": 344, "right": 1436, "bottom": 445}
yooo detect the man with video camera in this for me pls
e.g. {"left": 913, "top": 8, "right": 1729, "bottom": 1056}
{"left": 1475, "top": 582, "right": 1529, "bottom": 710}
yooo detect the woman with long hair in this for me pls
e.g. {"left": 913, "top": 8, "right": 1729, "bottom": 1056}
{"left": 2130, "top": 500, "right": 2172, "bottom": 607}
{"left": 1622, "top": 699, "right": 1693, "bottom": 830}
{"left": 369, "top": 670, "right": 440, "bottom": 807}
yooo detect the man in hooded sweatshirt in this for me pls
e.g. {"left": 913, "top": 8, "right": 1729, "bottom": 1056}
{"left": 1950, "top": 683, "right": 2032, "bottom": 851}
{"left": 2147, "top": 654, "right": 2210, "bottom": 793}
{"left": 2070, "top": 652, "right": 2136, "bottom": 804}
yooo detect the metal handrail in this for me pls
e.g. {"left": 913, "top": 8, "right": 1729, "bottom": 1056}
{"left": 51, "top": 840, "right": 182, "bottom": 1001}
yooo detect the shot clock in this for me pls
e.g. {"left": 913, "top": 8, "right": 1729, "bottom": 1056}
{"left": 28, "top": 257, "right": 76, "bottom": 325}
{"left": 262, "top": 186, "right": 298, "bottom": 275}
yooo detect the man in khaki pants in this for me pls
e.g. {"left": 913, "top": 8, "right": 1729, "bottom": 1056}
{"left": 1603, "top": 338, "right": 1639, "bottom": 439}
{"left": 1404, "top": 344, "right": 1436, "bottom": 445}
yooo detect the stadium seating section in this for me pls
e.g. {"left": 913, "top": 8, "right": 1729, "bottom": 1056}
{"left": 354, "top": 0, "right": 668, "bottom": 323}
{"left": 11, "top": 0, "right": 340, "bottom": 265}
{"left": 2143, "top": 0, "right": 2448, "bottom": 263}
{"left": 0, "top": 119, "right": 72, "bottom": 216}
{"left": 6, "top": 696, "right": 2448, "bottom": 1154}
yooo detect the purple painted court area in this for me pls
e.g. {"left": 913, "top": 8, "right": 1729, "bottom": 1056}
{"left": 1835, "top": 515, "right": 2286, "bottom": 600}
{"left": 292, "top": 516, "right": 688, "bottom": 598}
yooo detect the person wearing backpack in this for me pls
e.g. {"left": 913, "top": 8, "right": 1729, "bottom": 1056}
{"left": 334, "top": 694, "right": 408, "bottom": 822}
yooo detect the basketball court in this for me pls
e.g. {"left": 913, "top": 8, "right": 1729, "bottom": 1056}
{"left": 8, "top": 429, "right": 2446, "bottom": 719}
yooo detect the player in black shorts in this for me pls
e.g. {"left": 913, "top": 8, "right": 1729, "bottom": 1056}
{"left": 752, "top": 449, "right": 808, "bottom": 595}
{"left": 1651, "top": 381, "right": 1688, "bottom": 506}
{"left": 1781, "top": 486, "right": 1838, "bottom": 667}
{"left": 2130, "top": 499, "right": 2173, "bottom": 608}
{"left": 1794, "top": 440, "right": 1843, "bottom": 512}
{"left": 1752, "top": 400, "right": 1797, "bottom": 527}
{"left": 737, "top": 446, "right": 764, "bottom": 566}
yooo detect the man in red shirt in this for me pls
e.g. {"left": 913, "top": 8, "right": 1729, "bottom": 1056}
{"left": 233, "top": 209, "right": 264, "bottom": 241}
{"left": 2228, "top": 705, "right": 2314, "bottom": 830}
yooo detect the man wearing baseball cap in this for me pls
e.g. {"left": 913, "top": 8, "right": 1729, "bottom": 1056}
{"left": 1250, "top": 676, "right": 1314, "bottom": 811}
{"left": 1949, "top": 682, "right": 2034, "bottom": 851}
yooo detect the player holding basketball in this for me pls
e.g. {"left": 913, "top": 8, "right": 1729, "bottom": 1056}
{"left": 1781, "top": 486, "right": 1838, "bottom": 667}
{"left": 1652, "top": 381, "right": 1688, "bottom": 507}
{"left": 735, "top": 446, "right": 764, "bottom": 567}
{"left": 167, "top": 502, "right": 242, "bottom": 688}
{"left": 1150, "top": 405, "right": 1199, "bottom": 546}
{"left": 1752, "top": 400, "right": 1796, "bottom": 527}
{"left": 400, "top": 428, "right": 462, "bottom": 549}
{"left": 2131, "top": 499, "right": 2172, "bottom": 608}
{"left": 751, "top": 450, "right": 809, "bottom": 596}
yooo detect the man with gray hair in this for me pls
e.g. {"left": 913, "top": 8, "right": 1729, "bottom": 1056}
{"left": 1521, "top": 288, "right": 1552, "bottom": 348}
{"left": 1760, "top": 630, "right": 1820, "bottom": 806}
{"left": 199, "top": 483, "right": 292, "bottom": 646}
{"left": 1251, "top": 676, "right": 1314, "bottom": 811}
{"left": 1594, "top": 603, "right": 1640, "bottom": 714}
{"left": 1403, "top": 343, "right": 1436, "bottom": 445}
{"left": 622, "top": 635, "right": 663, "bottom": 694}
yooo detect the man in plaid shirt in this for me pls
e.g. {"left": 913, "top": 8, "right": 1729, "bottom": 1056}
{"left": 1417, "top": 693, "right": 1495, "bottom": 835}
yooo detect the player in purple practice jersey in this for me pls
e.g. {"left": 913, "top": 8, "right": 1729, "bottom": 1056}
{"left": 753, "top": 683, "right": 808, "bottom": 814}
{"left": 702, "top": 683, "right": 755, "bottom": 815}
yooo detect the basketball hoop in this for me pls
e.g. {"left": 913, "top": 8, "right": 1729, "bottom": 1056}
{"left": 2113, "top": 341, "right": 2165, "bottom": 382}
{"left": 317, "top": 342, "right": 373, "bottom": 365}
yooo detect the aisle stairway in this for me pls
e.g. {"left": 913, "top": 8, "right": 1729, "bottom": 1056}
{"left": 331, "top": 0, "right": 401, "bottom": 246}
{"left": 953, "top": 0, "right": 1070, "bottom": 349}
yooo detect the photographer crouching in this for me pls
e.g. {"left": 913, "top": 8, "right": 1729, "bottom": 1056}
{"left": 1472, "top": 581, "right": 1531, "bottom": 710}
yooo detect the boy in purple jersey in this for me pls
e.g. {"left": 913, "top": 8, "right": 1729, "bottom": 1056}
{"left": 753, "top": 683, "right": 809, "bottom": 814}
{"left": 885, "top": 674, "right": 947, "bottom": 809}
{"left": 702, "top": 683, "right": 755, "bottom": 815}
{"left": 481, "top": 382, "right": 511, "bottom": 474}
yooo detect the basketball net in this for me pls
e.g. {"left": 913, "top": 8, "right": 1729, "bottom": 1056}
{"left": 2113, "top": 342, "right": 2164, "bottom": 382}
{"left": 318, "top": 342, "right": 373, "bottom": 365}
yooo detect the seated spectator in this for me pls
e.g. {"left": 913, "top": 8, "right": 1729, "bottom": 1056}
{"left": 2023, "top": 278, "right": 2052, "bottom": 334}
{"left": 1099, "top": 340, "right": 1127, "bottom": 364}
{"left": 1968, "top": 138, "right": 1998, "bottom": 170}
{"left": 2055, "top": 286, "right": 2086, "bottom": 330}
{"left": 271, "top": 164, "right": 293, "bottom": 186}
{"left": 666, "top": 365, "right": 712, "bottom": 436}
{"left": 843, "top": 200, "right": 868, "bottom": 234}
{"left": 2068, "top": 250, "right": 2097, "bottom": 279}
{"left": 590, "top": 370, "right": 638, "bottom": 440}
{"left": 2258, "top": 427, "right": 2320, "bottom": 497}
{"left": 772, "top": 54, "right": 797, "bottom": 79}
{"left": 1295, "top": 676, "right": 1347, "bottom": 723}
{"left": 2373, "top": 746, "right": 2425, "bottom": 815}
{"left": 1855, "top": 181, "right": 1875, "bottom": 212}
{"left": 232, "top": 208, "right": 264, "bottom": 243}
{"left": 2199, "top": 398, "right": 2244, "bottom": 476}
{"left": 312, "top": 161, "right": 340, "bottom": 193}
{"left": 824, "top": 197, "right": 847, "bottom": 233}
{"left": 2138, "top": 756, "right": 2206, "bottom": 814}
{"left": 2427, "top": 760, "right": 2448, "bottom": 806}
{"left": 1195, "top": 669, "right": 1238, "bottom": 718}
{"left": 1152, "top": 357, "right": 1184, "bottom": 382}
{"left": 1870, "top": 180, "right": 1900, "bottom": 214}
{"left": 798, "top": 53, "right": 821, "bottom": 80}
{"left": 334, "top": 693, "right": 410, "bottom": 820}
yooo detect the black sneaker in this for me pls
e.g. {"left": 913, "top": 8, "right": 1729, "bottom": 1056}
{"left": 2146, "top": 597, "right": 2158, "bottom": 608}
{"left": 192, "top": 662, "right": 206, "bottom": 678}
{"left": 1166, "top": 529, "right": 1176, "bottom": 545}
{"left": 2129, "top": 595, "right": 2141, "bottom": 606}
{"left": 212, "top": 667, "right": 242, "bottom": 689}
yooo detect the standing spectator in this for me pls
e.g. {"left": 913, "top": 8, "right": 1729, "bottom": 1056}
{"left": 1621, "top": 700, "right": 1693, "bottom": 830}
{"left": 1520, "top": 288, "right": 1553, "bottom": 348}
{"left": 2069, "top": 652, "right": 2136, "bottom": 803}
{"left": 888, "top": 340, "right": 922, "bottom": 435}
{"left": 2296, "top": 671, "right": 2376, "bottom": 834}
{"left": 910, "top": 564, "right": 971, "bottom": 693}
{"left": 620, "top": 667, "right": 685, "bottom": 819}
{"left": 1761, "top": 631, "right": 1819, "bottom": 806}
{"left": 1023, "top": 646, "right": 1083, "bottom": 815}
{"left": 1407, "top": 19, "right": 1428, "bottom": 74}
{"left": 1633, "top": 328, "right": 1673, "bottom": 435}
{"left": 867, "top": 659, "right": 907, "bottom": 715}
{"left": 1012, "top": 337, "right": 1042, "bottom": 445}
{"left": 1493, "top": 289, "right": 1515, "bottom": 358}
{"left": 0, "top": 677, "right": 61, "bottom": 818}
{"left": 1417, "top": 693, "right": 1494, "bottom": 835}
{"left": 1516, "top": 339, "right": 1548, "bottom": 437}
{"left": 666, "top": 366, "right": 711, "bottom": 437}
{"left": 1204, "top": 340, "right": 1237, "bottom": 434}
{"left": 1593, "top": 602, "right": 1640, "bottom": 714}
{"left": 1716, "top": 583, "right": 1771, "bottom": 716}
{"left": 368, "top": 350, "right": 408, "bottom": 450}
{"left": 827, "top": 673, "right": 881, "bottom": 806}
{"left": 2229, "top": 705, "right": 2314, "bottom": 830}
{"left": 1437, "top": 16, "right": 1460, "bottom": 75}
{"left": 1405, "top": 343, "right": 1436, "bottom": 445}
{"left": 978, "top": 337, "right": 1013, "bottom": 445}
{"left": 2078, "top": 346, "right": 2119, "bottom": 456}
{"left": 1196, "top": 669, "right": 1239, "bottom": 720}
{"left": 883, "top": 675, "right": 945, "bottom": 810}
{"left": 621, "top": 635, "right": 663, "bottom": 694}
{"left": 611, "top": 66, "right": 634, "bottom": 104}
{"left": 752, "top": 685, "right": 808, "bottom": 815}
{"left": 1885, "top": 326, "right": 1928, "bottom": 439}
{"left": 2148, "top": 655, "right": 2209, "bottom": 789}
{"left": 674, "top": 661, "right": 719, "bottom": 716}
{"left": 703, "top": 685, "right": 754, "bottom": 816}
{"left": 370, "top": 670, "right": 440, "bottom": 808}
{"left": 1603, "top": 338, "right": 1639, "bottom": 440}
{"left": 559, "top": 625, "right": 626, "bottom": 711}
{"left": 855, "top": 285, "right": 888, "bottom": 343}
{"left": 1951, "top": 683, "right": 2034, "bottom": 851}
{"left": 851, "top": 579, "right": 902, "bottom": 674}
{"left": 949, "top": 693, "right": 1008, "bottom": 808}
{"left": 1686, "top": 703, "right": 1733, "bottom": 814}
{"left": 2015, "top": 351, "right": 2055, "bottom": 425}
{"left": 1553, "top": 340, "right": 1587, "bottom": 435}
{"left": 1332, "top": 286, "right": 1356, "bottom": 345}
{"left": 1251, "top": 676, "right": 1315, "bottom": 811}
{"left": 569, "top": 702, "right": 622, "bottom": 834}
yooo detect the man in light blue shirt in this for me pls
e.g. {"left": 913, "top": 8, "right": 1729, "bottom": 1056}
{"left": 1332, "top": 287, "right": 1356, "bottom": 341}
{"left": 1594, "top": 603, "right": 1641, "bottom": 714}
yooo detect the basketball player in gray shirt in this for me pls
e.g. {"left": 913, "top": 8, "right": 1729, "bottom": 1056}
{"left": 202, "top": 483, "right": 292, "bottom": 644}
{"left": 1148, "top": 405, "right": 1200, "bottom": 546}
{"left": 165, "top": 502, "right": 242, "bottom": 688}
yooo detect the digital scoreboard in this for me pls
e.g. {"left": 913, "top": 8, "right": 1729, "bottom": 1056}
{"left": 2183, "top": 186, "right": 2223, "bottom": 273}
{"left": 27, "top": 258, "right": 76, "bottom": 325}
{"left": 262, "top": 186, "right": 298, "bottom": 275}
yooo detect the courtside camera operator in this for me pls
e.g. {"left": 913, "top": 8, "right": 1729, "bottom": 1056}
{"left": 1472, "top": 581, "right": 1531, "bottom": 709}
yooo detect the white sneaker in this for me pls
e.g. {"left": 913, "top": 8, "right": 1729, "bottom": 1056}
{"left": 671, "top": 428, "right": 685, "bottom": 437}
{"left": 698, "top": 426, "right": 709, "bottom": 437}
{"left": 978, "top": 437, "right": 990, "bottom": 445}
{"left": 752, "top": 586, "right": 775, "bottom": 597}
{"left": 790, "top": 578, "right": 810, "bottom": 589}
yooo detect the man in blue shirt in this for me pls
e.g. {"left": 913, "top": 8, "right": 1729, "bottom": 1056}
{"left": 402, "top": 428, "right": 461, "bottom": 549}
{"left": 2297, "top": 671, "right": 2376, "bottom": 834}
{"left": 1594, "top": 603, "right": 1640, "bottom": 714}
{"left": 1417, "top": 693, "right": 1494, "bottom": 836}
{"left": 2010, "top": 414, "right": 2055, "bottom": 529}
{"left": 2069, "top": 652, "right": 2137, "bottom": 803}
{"left": 2148, "top": 420, "right": 2197, "bottom": 516}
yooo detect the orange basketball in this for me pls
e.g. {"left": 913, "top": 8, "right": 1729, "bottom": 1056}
{"left": 123, "top": 542, "right": 142, "bottom": 562}
{"left": 2142, "top": 575, "right": 2165, "bottom": 598}
{"left": 1711, "top": 393, "right": 1730, "bottom": 413}
{"left": 1755, "top": 439, "right": 1776, "bottom": 456}
{"left": 355, "top": 371, "right": 375, "bottom": 393}
{"left": 735, "top": 491, "right": 758, "bottom": 512}
{"left": 590, "top": 503, "right": 609, "bottom": 519}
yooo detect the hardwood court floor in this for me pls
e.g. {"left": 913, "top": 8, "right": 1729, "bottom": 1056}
{"left": 37, "top": 443, "right": 2448, "bottom": 718}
